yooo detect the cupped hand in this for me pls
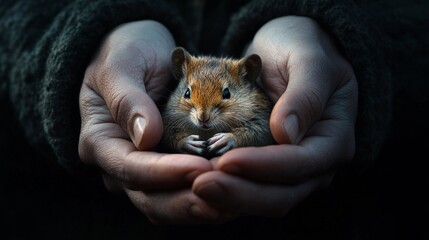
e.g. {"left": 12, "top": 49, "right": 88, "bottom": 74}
{"left": 78, "top": 20, "right": 230, "bottom": 224}
{"left": 193, "top": 16, "right": 358, "bottom": 217}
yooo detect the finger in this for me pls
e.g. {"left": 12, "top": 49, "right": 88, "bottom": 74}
{"left": 207, "top": 134, "right": 223, "bottom": 145}
{"left": 193, "top": 171, "right": 333, "bottom": 217}
{"left": 189, "top": 141, "right": 207, "bottom": 148}
{"left": 79, "top": 83, "right": 213, "bottom": 190}
{"left": 79, "top": 120, "right": 212, "bottom": 190}
{"left": 102, "top": 172, "right": 124, "bottom": 193}
{"left": 214, "top": 118, "right": 355, "bottom": 184}
{"left": 120, "top": 152, "right": 211, "bottom": 190}
{"left": 268, "top": 54, "right": 342, "bottom": 144}
{"left": 125, "top": 189, "right": 237, "bottom": 225}
{"left": 108, "top": 149, "right": 212, "bottom": 191}
{"left": 92, "top": 73, "right": 165, "bottom": 150}
{"left": 85, "top": 27, "right": 174, "bottom": 150}
{"left": 209, "top": 156, "right": 221, "bottom": 168}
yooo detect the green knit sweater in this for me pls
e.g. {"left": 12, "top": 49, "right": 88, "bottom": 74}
{"left": 1, "top": 0, "right": 429, "bottom": 239}
{"left": 0, "top": 0, "right": 427, "bottom": 176}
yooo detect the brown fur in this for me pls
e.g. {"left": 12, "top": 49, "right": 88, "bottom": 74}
{"left": 161, "top": 47, "right": 274, "bottom": 156}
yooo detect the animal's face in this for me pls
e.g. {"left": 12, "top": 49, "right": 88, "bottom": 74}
{"left": 179, "top": 63, "right": 236, "bottom": 131}
{"left": 170, "top": 47, "right": 262, "bottom": 131}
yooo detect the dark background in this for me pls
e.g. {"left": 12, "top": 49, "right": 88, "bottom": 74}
{"left": 1, "top": 88, "right": 428, "bottom": 239}
{"left": 1, "top": 0, "right": 428, "bottom": 238}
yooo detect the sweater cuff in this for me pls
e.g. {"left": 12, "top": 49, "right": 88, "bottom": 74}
{"left": 221, "top": 0, "right": 392, "bottom": 174}
{"left": 38, "top": 0, "right": 191, "bottom": 173}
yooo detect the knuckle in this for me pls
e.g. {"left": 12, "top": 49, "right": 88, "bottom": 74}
{"left": 305, "top": 87, "right": 324, "bottom": 112}
{"left": 102, "top": 175, "right": 123, "bottom": 193}
{"left": 142, "top": 204, "right": 165, "bottom": 225}
{"left": 109, "top": 89, "right": 130, "bottom": 126}
{"left": 122, "top": 153, "right": 159, "bottom": 190}
{"left": 83, "top": 63, "right": 98, "bottom": 84}
{"left": 77, "top": 138, "right": 88, "bottom": 163}
{"left": 293, "top": 51, "right": 328, "bottom": 70}
{"left": 110, "top": 153, "right": 128, "bottom": 183}
{"left": 77, "top": 115, "right": 110, "bottom": 165}
{"left": 78, "top": 130, "right": 93, "bottom": 164}
{"left": 299, "top": 86, "right": 325, "bottom": 124}
{"left": 86, "top": 55, "right": 121, "bottom": 95}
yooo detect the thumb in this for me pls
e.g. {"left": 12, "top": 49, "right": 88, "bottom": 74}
{"left": 103, "top": 75, "right": 164, "bottom": 150}
{"left": 126, "top": 90, "right": 163, "bottom": 150}
{"left": 269, "top": 61, "right": 335, "bottom": 144}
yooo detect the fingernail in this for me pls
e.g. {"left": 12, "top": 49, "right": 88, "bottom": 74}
{"left": 195, "top": 181, "right": 225, "bottom": 201}
{"left": 133, "top": 116, "right": 146, "bottom": 147}
{"left": 283, "top": 114, "right": 299, "bottom": 144}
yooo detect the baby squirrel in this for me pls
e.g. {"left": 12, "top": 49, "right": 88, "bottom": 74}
{"left": 161, "top": 47, "right": 274, "bottom": 157}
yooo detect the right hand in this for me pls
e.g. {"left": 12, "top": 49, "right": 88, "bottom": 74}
{"left": 78, "top": 20, "right": 229, "bottom": 224}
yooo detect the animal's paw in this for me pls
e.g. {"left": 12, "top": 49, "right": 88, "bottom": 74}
{"left": 179, "top": 135, "right": 207, "bottom": 156}
{"left": 207, "top": 133, "right": 237, "bottom": 156}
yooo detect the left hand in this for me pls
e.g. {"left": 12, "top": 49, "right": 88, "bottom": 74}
{"left": 192, "top": 16, "right": 358, "bottom": 217}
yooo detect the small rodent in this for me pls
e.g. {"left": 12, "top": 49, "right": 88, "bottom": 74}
{"left": 161, "top": 47, "right": 274, "bottom": 157}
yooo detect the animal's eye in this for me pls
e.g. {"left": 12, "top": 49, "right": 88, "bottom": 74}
{"left": 184, "top": 88, "right": 191, "bottom": 99}
{"left": 222, "top": 88, "right": 231, "bottom": 99}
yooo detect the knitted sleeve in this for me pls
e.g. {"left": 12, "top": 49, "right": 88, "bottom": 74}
{"left": 221, "top": 0, "right": 393, "bottom": 174}
{"left": 0, "top": 0, "right": 192, "bottom": 173}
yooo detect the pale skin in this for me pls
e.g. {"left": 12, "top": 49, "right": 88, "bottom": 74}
{"left": 79, "top": 16, "right": 357, "bottom": 223}
{"left": 193, "top": 16, "right": 358, "bottom": 216}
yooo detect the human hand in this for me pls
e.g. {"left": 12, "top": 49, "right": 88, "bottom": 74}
{"left": 193, "top": 16, "right": 358, "bottom": 217}
{"left": 78, "top": 20, "right": 229, "bottom": 224}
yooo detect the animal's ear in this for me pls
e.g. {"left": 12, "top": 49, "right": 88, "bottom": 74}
{"left": 171, "top": 47, "right": 191, "bottom": 80}
{"left": 239, "top": 54, "right": 262, "bottom": 83}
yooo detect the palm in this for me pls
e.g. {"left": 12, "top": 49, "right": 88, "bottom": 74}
{"left": 193, "top": 16, "right": 358, "bottom": 217}
{"left": 78, "top": 20, "right": 227, "bottom": 224}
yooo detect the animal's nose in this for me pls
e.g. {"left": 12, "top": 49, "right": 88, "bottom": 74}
{"left": 197, "top": 113, "right": 210, "bottom": 123}
{"left": 198, "top": 117, "right": 209, "bottom": 123}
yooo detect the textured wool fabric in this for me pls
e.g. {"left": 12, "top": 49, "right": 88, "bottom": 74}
{"left": 0, "top": 0, "right": 194, "bottom": 173}
{"left": 221, "top": 0, "right": 393, "bottom": 174}
{"left": 1, "top": 0, "right": 394, "bottom": 174}
{"left": 0, "top": 0, "right": 428, "bottom": 238}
